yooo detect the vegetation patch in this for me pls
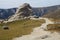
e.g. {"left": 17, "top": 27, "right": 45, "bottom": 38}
{"left": 0, "top": 19, "right": 45, "bottom": 40}
{"left": 47, "top": 24, "right": 60, "bottom": 32}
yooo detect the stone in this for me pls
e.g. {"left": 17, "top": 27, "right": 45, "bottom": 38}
{"left": 40, "top": 35, "right": 50, "bottom": 39}
{"left": 3, "top": 26, "right": 9, "bottom": 30}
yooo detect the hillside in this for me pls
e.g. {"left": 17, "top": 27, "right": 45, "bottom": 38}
{"left": 43, "top": 9, "right": 60, "bottom": 19}
{"left": 32, "top": 5, "right": 60, "bottom": 17}
{"left": 0, "top": 8, "right": 17, "bottom": 19}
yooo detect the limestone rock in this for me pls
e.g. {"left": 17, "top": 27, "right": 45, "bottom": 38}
{"left": 8, "top": 3, "right": 33, "bottom": 22}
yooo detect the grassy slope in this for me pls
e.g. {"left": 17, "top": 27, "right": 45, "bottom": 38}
{"left": 0, "top": 19, "right": 45, "bottom": 40}
{"left": 43, "top": 9, "right": 60, "bottom": 19}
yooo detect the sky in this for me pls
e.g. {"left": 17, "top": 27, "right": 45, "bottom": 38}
{"left": 0, "top": 0, "right": 60, "bottom": 9}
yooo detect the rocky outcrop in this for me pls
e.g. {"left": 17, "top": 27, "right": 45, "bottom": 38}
{"left": 8, "top": 3, "right": 33, "bottom": 21}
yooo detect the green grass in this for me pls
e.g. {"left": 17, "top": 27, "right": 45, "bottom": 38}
{"left": 0, "top": 19, "right": 45, "bottom": 40}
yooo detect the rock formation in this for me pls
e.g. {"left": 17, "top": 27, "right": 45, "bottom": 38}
{"left": 8, "top": 3, "right": 33, "bottom": 22}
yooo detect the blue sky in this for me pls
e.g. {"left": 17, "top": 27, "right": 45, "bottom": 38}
{"left": 0, "top": 0, "right": 60, "bottom": 8}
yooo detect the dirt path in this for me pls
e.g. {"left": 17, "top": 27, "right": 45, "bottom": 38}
{"left": 13, "top": 18, "right": 60, "bottom": 40}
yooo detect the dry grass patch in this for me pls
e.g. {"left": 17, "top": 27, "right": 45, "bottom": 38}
{"left": 47, "top": 24, "right": 60, "bottom": 32}
{"left": 0, "top": 19, "right": 45, "bottom": 40}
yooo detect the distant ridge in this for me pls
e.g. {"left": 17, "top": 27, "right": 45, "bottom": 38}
{"left": 0, "top": 8, "right": 17, "bottom": 19}
{"left": 0, "top": 3, "right": 60, "bottom": 20}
